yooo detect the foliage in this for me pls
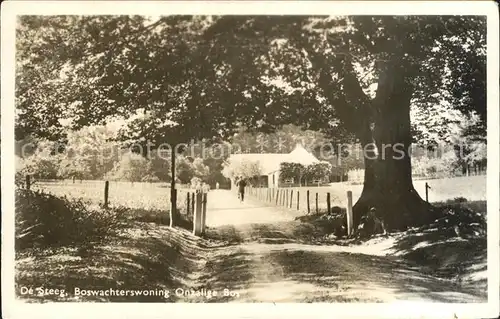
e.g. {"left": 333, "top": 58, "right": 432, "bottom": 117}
{"left": 175, "top": 156, "right": 195, "bottom": 184}
{"left": 295, "top": 206, "right": 347, "bottom": 238}
{"left": 450, "top": 112, "right": 487, "bottom": 169}
{"left": 15, "top": 188, "right": 124, "bottom": 251}
{"left": 174, "top": 156, "right": 210, "bottom": 184}
{"left": 411, "top": 148, "right": 460, "bottom": 178}
{"left": 20, "top": 141, "right": 61, "bottom": 180}
{"left": 304, "top": 162, "right": 333, "bottom": 183}
{"left": 231, "top": 124, "right": 334, "bottom": 155}
{"left": 17, "top": 15, "right": 486, "bottom": 155}
{"left": 15, "top": 156, "right": 28, "bottom": 187}
{"left": 279, "top": 162, "right": 305, "bottom": 184}
{"left": 191, "top": 157, "right": 210, "bottom": 179}
{"left": 202, "top": 157, "right": 230, "bottom": 187}
{"left": 279, "top": 161, "right": 333, "bottom": 185}
{"left": 16, "top": 126, "right": 122, "bottom": 181}
{"left": 332, "top": 143, "right": 365, "bottom": 175}
{"left": 222, "top": 158, "right": 263, "bottom": 180}
{"left": 16, "top": 16, "right": 242, "bottom": 145}
{"left": 428, "top": 201, "right": 486, "bottom": 240}
{"left": 106, "top": 151, "right": 154, "bottom": 183}
{"left": 57, "top": 126, "right": 120, "bottom": 180}
{"left": 190, "top": 176, "right": 202, "bottom": 188}
{"left": 17, "top": 15, "right": 486, "bottom": 152}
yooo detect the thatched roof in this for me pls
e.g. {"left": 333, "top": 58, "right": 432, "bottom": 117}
{"left": 228, "top": 143, "right": 319, "bottom": 175}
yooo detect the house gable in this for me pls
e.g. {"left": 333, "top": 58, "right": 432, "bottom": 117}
{"left": 227, "top": 143, "right": 321, "bottom": 176}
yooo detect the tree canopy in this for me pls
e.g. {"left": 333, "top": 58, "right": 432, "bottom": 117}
{"left": 17, "top": 15, "right": 485, "bottom": 145}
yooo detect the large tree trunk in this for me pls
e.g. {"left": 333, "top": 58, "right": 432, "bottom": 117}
{"left": 352, "top": 63, "right": 435, "bottom": 232}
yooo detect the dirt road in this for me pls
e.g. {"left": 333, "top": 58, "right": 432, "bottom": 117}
{"left": 202, "top": 190, "right": 486, "bottom": 303}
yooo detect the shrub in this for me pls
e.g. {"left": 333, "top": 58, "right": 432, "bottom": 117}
{"left": 15, "top": 171, "right": 26, "bottom": 188}
{"left": 15, "top": 189, "right": 125, "bottom": 251}
{"left": 296, "top": 206, "right": 347, "bottom": 238}
{"left": 429, "top": 202, "right": 486, "bottom": 239}
{"left": 448, "top": 197, "right": 468, "bottom": 203}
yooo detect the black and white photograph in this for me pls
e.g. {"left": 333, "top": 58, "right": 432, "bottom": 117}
{"left": 2, "top": 1, "right": 499, "bottom": 319}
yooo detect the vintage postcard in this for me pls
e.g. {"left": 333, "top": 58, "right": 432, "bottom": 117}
{"left": 1, "top": 1, "right": 499, "bottom": 319}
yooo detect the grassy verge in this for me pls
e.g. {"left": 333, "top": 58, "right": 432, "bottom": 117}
{"left": 395, "top": 199, "right": 487, "bottom": 291}
{"left": 290, "top": 199, "right": 487, "bottom": 295}
{"left": 15, "top": 188, "right": 200, "bottom": 302}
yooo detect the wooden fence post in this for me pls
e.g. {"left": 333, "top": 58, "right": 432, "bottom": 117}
{"left": 315, "top": 192, "right": 319, "bottom": 214}
{"left": 191, "top": 192, "right": 195, "bottom": 215}
{"left": 327, "top": 192, "right": 331, "bottom": 214}
{"left": 25, "top": 175, "right": 31, "bottom": 190}
{"left": 170, "top": 188, "right": 178, "bottom": 228}
{"left": 347, "top": 191, "right": 353, "bottom": 237}
{"left": 104, "top": 181, "right": 109, "bottom": 208}
{"left": 297, "top": 191, "right": 300, "bottom": 210}
{"left": 201, "top": 193, "right": 208, "bottom": 234}
{"left": 193, "top": 192, "right": 203, "bottom": 236}
{"left": 306, "top": 190, "right": 310, "bottom": 214}
{"left": 425, "top": 182, "right": 431, "bottom": 203}
{"left": 290, "top": 190, "right": 293, "bottom": 208}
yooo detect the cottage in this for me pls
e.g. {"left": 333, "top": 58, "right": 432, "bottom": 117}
{"left": 227, "top": 143, "right": 322, "bottom": 188}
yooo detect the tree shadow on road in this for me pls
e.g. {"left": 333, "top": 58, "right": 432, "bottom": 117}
{"left": 16, "top": 222, "right": 205, "bottom": 303}
{"left": 267, "top": 249, "right": 486, "bottom": 303}
{"left": 196, "top": 248, "right": 255, "bottom": 302}
{"left": 390, "top": 230, "right": 487, "bottom": 291}
{"left": 204, "top": 221, "right": 330, "bottom": 245}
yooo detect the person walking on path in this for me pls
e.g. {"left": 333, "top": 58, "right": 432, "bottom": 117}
{"left": 237, "top": 177, "right": 247, "bottom": 203}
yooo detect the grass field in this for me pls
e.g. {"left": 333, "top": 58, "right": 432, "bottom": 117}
{"left": 32, "top": 180, "right": 189, "bottom": 212}
{"left": 248, "top": 175, "right": 487, "bottom": 213}
{"left": 33, "top": 175, "right": 486, "bottom": 215}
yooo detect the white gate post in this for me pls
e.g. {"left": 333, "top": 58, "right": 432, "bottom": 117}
{"left": 201, "top": 193, "right": 208, "bottom": 234}
{"left": 347, "top": 191, "right": 353, "bottom": 236}
{"left": 193, "top": 192, "right": 203, "bottom": 236}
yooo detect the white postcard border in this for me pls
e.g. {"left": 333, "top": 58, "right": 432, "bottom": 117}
{"left": 1, "top": 1, "right": 499, "bottom": 319}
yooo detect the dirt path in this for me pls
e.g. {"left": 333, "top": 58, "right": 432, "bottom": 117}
{"left": 205, "top": 190, "right": 302, "bottom": 227}
{"left": 202, "top": 190, "right": 486, "bottom": 303}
